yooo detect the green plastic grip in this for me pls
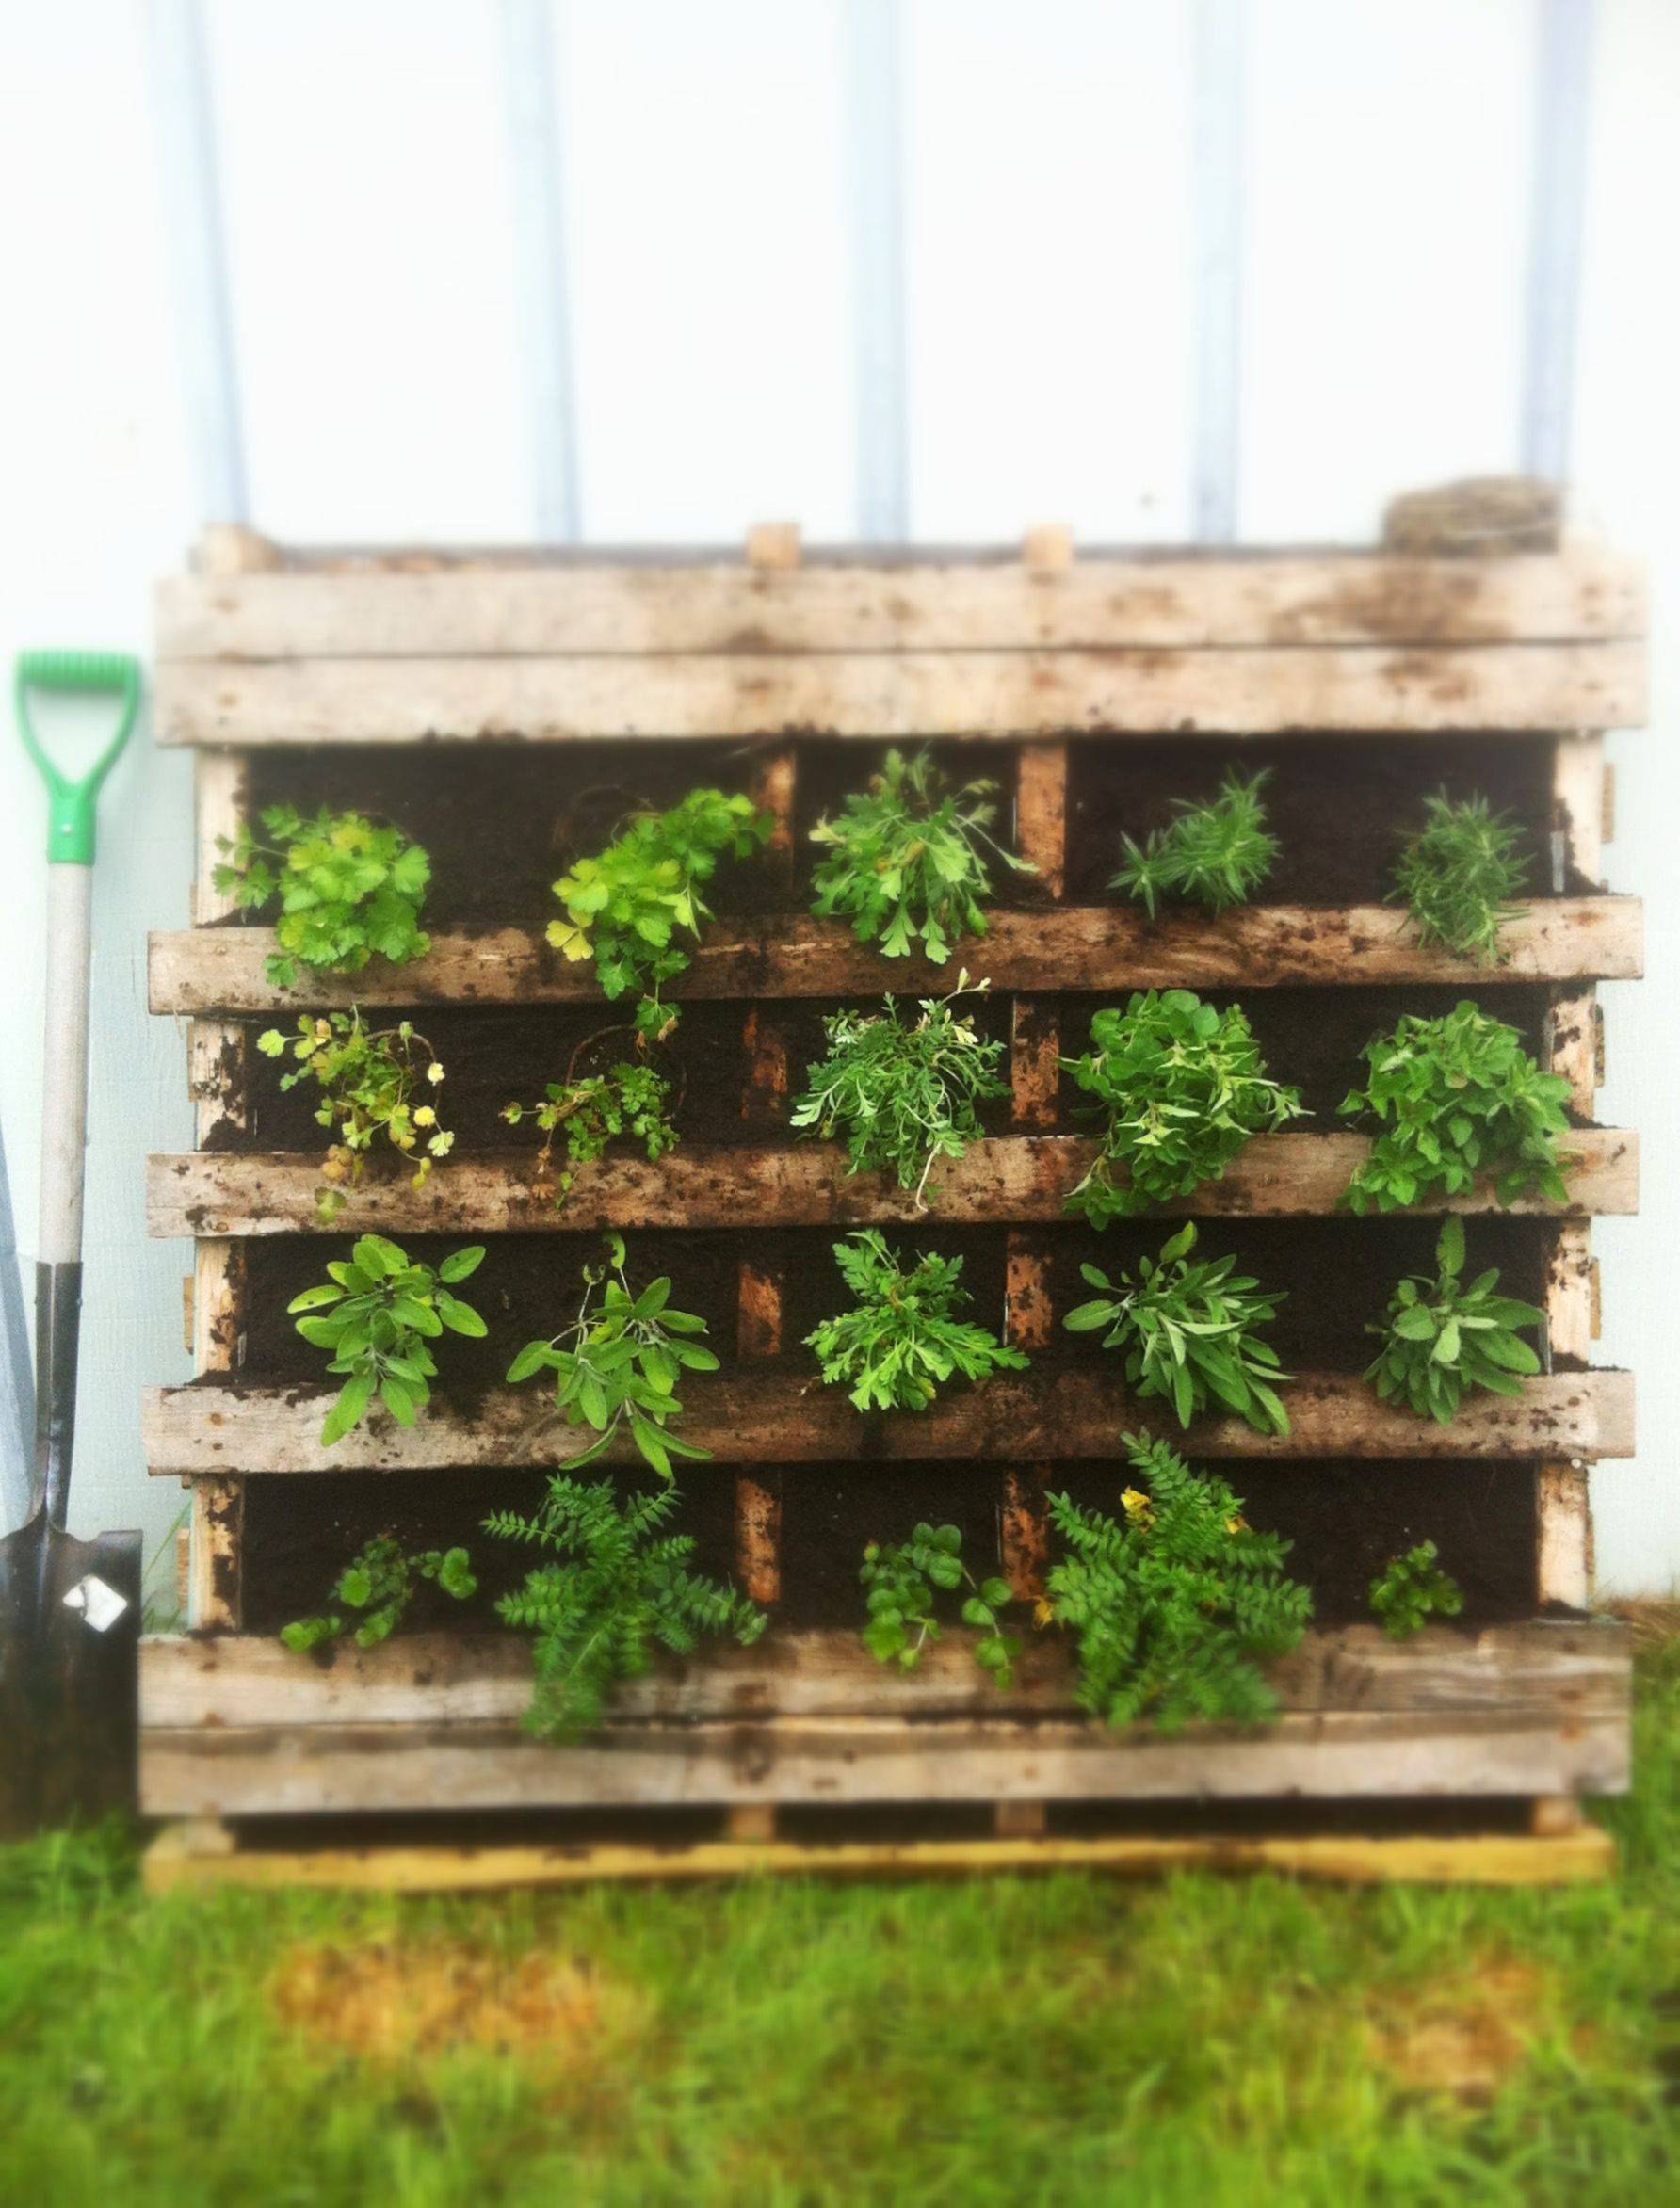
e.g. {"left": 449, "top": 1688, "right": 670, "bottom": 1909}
{"left": 14, "top": 651, "right": 142, "bottom": 864}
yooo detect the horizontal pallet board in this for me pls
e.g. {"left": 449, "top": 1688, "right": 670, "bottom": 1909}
{"left": 137, "top": 1624, "right": 1629, "bottom": 1818}
{"left": 147, "top": 1128, "right": 1639, "bottom": 1238}
{"left": 141, "top": 1367, "right": 1635, "bottom": 1476}
{"left": 156, "top": 547, "right": 1646, "bottom": 659}
{"left": 153, "top": 640, "right": 1645, "bottom": 745}
{"left": 139, "top": 1823, "right": 1619, "bottom": 1894}
{"left": 147, "top": 897, "right": 1644, "bottom": 1014}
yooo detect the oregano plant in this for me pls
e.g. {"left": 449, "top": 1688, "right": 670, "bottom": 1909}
{"left": 809, "top": 746, "right": 1034, "bottom": 963}
{"left": 1064, "top": 1221, "right": 1291, "bottom": 1437}
{"left": 1062, "top": 991, "right": 1304, "bottom": 1224}
{"left": 486, "top": 1476, "right": 765, "bottom": 1740}
{"left": 213, "top": 804, "right": 430, "bottom": 990}
{"left": 790, "top": 973, "right": 1009, "bottom": 1207}
{"left": 288, "top": 1236, "right": 487, "bottom": 1446}
{"left": 1368, "top": 1540, "right": 1464, "bottom": 1639}
{"left": 1390, "top": 792, "right": 1531, "bottom": 963}
{"left": 281, "top": 1535, "right": 477, "bottom": 1653}
{"left": 806, "top": 1231, "right": 1029, "bottom": 1412}
{"left": 547, "top": 790, "right": 770, "bottom": 1043}
{"left": 258, "top": 1011, "right": 452, "bottom": 1224}
{"left": 502, "top": 1060, "right": 677, "bottom": 1211}
{"left": 1111, "top": 768, "right": 1277, "bottom": 918}
{"left": 506, "top": 1234, "right": 719, "bottom": 1481}
{"left": 860, "top": 1523, "right": 1020, "bottom": 1687}
{"left": 1364, "top": 1217, "right": 1543, "bottom": 1424}
{"left": 1340, "top": 1001, "right": 1572, "bottom": 1214}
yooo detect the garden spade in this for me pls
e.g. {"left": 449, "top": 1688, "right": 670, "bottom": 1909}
{"left": 0, "top": 653, "right": 143, "bottom": 1831}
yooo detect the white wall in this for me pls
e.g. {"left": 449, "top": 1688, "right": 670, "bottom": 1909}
{"left": 0, "top": 0, "right": 1672, "bottom": 1592}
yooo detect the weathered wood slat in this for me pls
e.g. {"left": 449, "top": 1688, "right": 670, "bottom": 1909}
{"left": 145, "top": 1128, "right": 1639, "bottom": 1238}
{"left": 146, "top": 897, "right": 1645, "bottom": 1014}
{"left": 154, "top": 549, "right": 1646, "bottom": 659}
{"left": 140, "top": 1367, "right": 1635, "bottom": 1476}
{"left": 153, "top": 641, "right": 1646, "bottom": 746}
{"left": 138, "top": 1620, "right": 1628, "bottom": 1730}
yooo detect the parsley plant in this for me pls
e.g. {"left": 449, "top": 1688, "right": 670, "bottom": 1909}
{"left": 214, "top": 805, "right": 430, "bottom": 991}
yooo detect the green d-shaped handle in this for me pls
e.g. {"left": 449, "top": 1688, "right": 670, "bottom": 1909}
{"left": 15, "top": 651, "right": 142, "bottom": 864}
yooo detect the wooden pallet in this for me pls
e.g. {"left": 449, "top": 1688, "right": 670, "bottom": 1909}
{"left": 142, "top": 519, "right": 1645, "bottom": 1886}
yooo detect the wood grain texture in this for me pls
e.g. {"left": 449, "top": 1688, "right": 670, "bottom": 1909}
{"left": 141, "top": 1367, "right": 1636, "bottom": 1477}
{"left": 147, "top": 897, "right": 1646, "bottom": 1014}
{"left": 152, "top": 640, "right": 1647, "bottom": 745}
{"left": 154, "top": 547, "right": 1646, "bottom": 659}
{"left": 145, "top": 1128, "right": 1640, "bottom": 1239}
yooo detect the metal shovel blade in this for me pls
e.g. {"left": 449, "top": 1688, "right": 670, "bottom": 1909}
{"left": 0, "top": 1512, "right": 141, "bottom": 1833}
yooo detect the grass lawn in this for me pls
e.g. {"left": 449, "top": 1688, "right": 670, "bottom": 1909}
{"left": 1, "top": 1627, "right": 1675, "bottom": 2207}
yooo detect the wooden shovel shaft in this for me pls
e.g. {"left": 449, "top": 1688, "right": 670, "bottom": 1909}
{"left": 35, "top": 862, "right": 91, "bottom": 1531}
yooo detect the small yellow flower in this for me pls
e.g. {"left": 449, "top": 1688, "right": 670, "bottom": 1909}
{"left": 1032, "top": 1596, "right": 1056, "bottom": 1629}
{"left": 427, "top": 1061, "right": 445, "bottom": 1085}
{"left": 412, "top": 1105, "right": 436, "bottom": 1128}
{"left": 1121, "top": 1487, "right": 1152, "bottom": 1521}
{"left": 1225, "top": 1515, "right": 1248, "bottom": 1537}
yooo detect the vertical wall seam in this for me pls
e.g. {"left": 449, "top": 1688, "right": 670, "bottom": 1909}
{"left": 1522, "top": 0, "right": 1596, "bottom": 481}
{"left": 147, "top": 0, "right": 249, "bottom": 525}
{"left": 502, "top": 0, "right": 582, "bottom": 542}
{"left": 844, "top": 0, "right": 909, "bottom": 541}
{"left": 1192, "top": 0, "right": 1245, "bottom": 543}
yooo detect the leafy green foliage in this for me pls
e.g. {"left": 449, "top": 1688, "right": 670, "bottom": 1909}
{"left": 213, "top": 804, "right": 430, "bottom": 991}
{"left": 1062, "top": 990, "right": 1305, "bottom": 1224}
{"left": 1044, "top": 1431, "right": 1312, "bottom": 1730}
{"left": 506, "top": 1233, "right": 718, "bottom": 1481}
{"left": 1340, "top": 1001, "right": 1572, "bottom": 1214}
{"left": 486, "top": 1476, "right": 765, "bottom": 1739}
{"left": 1110, "top": 769, "right": 1277, "bottom": 919}
{"left": 547, "top": 790, "right": 770, "bottom": 1043}
{"left": 280, "top": 1534, "right": 477, "bottom": 1653}
{"left": 1390, "top": 791, "right": 1531, "bottom": 963}
{"left": 859, "top": 1523, "right": 1020, "bottom": 1687}
{"left": 809, "top": 746, "right": 1033, "bottom": 963}
{"left": 258, "top": 1011, "right": 452, "bottom": 1224}
{"left": 790, "top": 972, "right": 1009, "bottom": 1207}
{"left": 1368, "top": 1539, "right": 1464, "bottom": 1639}
{"left": 1364, "top": 1216, "right": 1543, "bottom": 1425}
{"left": 805, "top": 1231, "right": 1029, "bottom": 1412}
{"left": 288, "top": 1236, "right": 487, "bottom": 1446}
{"left": 502, "top": 1061, "right": 677, "bottom": 1210}
{"left": 1064, "top": 1221, "right": 1290, "bottom": 1436}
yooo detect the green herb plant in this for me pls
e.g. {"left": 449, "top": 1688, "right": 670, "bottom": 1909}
{"left": 805, "top": 1231, "right": 1029, "bottom": 1412}
{"left": 1340, "top": 1001, "right": 1571, "bottom": 1214}
{"left": 1368, "top": 1540, "right": 1464, "bottom": 1639}
{"left": 506, "top": 1233, "right": 718, "bottom": 1481}
{"left": 1390, "top": 792, "right": 1531, "bottom": 963}
{"left": 860, "top": 1523, "right": 1020, "bottom": 1687}
{"left": 213, "top": 804, "right": 430, "bottom": 990}
{"left": 502, "top": 1060, "right": 677, "bottom": 1210}
{"left": 288, "top": 1236, "right": 487, "bottom": 1446}
{"left": 280, "top": 1535, "right": 477, "bottom": 1653}
{"left": 1062, "top": 990, "right": 1304, "bottom": 1225}
{"left": 486, "top": 1476, "right": 765, "bottom": 1739}
{"left": 1364, "top": 1217, "right": 1543, "bottom": 1424}
{"left": 1064, "top": 1221, "right": 1290, "bottom": 1437}
{"left": 547, "top": 790, "right": 769, "bottom": 1043}
{"left": 790, "top": 972, "right": 1009, "bottom": 1207}
{"left": 1043, "top": 1430, "right": 1313, "bottom": 1731}
{"left": 258, "top": 1011, "right": 452, "bottom": 1224}
{"left": 1111, "top": 768, "right": 1277, "bottom": 918}
{"left": 809, "top": 746, "right": 1034, "bottom": 963}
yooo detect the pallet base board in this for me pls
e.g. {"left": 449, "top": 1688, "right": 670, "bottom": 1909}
{"left": 142, "top": 1818, "right": 1617, "bottom": 1894}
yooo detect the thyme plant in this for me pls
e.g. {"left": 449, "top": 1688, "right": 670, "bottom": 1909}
{"left": 860, "top": 1523, "right": 1020, "bottom": 1687}
{"left": 502, "top": 1061, "right": 677, "bottom": 1211}
{"left": 1368, "top": 1540, "right": 1464, "bottom": 1639}
{"left": 281, "top": 1535, "right": 477, "bottom": 1652}
{"left": 1390, "top": 792, "right": 1531, "bottom": 963}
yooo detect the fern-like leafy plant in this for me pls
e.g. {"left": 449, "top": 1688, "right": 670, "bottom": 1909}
{"left": 859, "top": 1522, "right": 1020, "bottom": 1686}
{"left": 1368, "top": 1540, "right": 1464, "bottom": 1639}
{"left": 214, "top": 804, "right": 430, "bottom": 991}
{"left": 281, "top": 1535, "right": 476, "bottom": 1653}
{"left": 1390, "top": 792, "right": 1530, "bottom": 963}
{"left": 1043, "top": 1431, "right": 1313, "bottom": 1730}
{"left": 809, "top": 747, "right": 1033, "bottom": 963}
{"left": 486, "top": 1476, "right": 765, "bottom": 1739}
{"left": 791, "top": 973, "right": 1009, "bottom": 1206}
{"left": 1062, "top": 991, "right": 1304, "bottom": 1224}
{"left": 806, "top": 1231, "right": 1029, "bottom": 1412}
{"left": 547, "top": 790, "right": 770, "bottom": 1043}
{"left": 1340, "top": 1001, "right": 1571, "bottom": 1214}
{"left": 259, "top": 1010, "right": 452, "bottom": 1224}
{"left": 1365, "top": 1217, "right": 1543, "bottom": 1424}
{"left": 1064, "top": 1221, "right": 1290, "bottom": 1436}
{"left": 502, "top": 1060, "right": 677, "bottom": 1210}
{"left": 1111, "top": 768, "right": 1277, "bottom": 918}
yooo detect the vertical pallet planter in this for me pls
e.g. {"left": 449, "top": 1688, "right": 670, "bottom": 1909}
{"left": 139, "top": 525, "right": 1644, "bottom": 1891}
